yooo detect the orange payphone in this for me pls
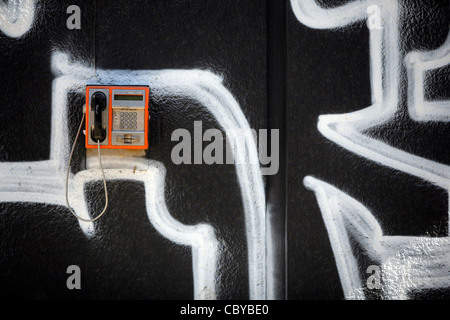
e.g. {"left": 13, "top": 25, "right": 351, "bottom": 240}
{"left": 85, "top": 85, "right": 149, "bottom": 149}
{"left": 66, "top": 85, "right": 149, "bottom": 222}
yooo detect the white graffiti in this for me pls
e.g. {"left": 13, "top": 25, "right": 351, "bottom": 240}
{"left": 405, "top": 34, "right": 450, "bottom": 122}
{"left": 304, "top": 176, "right": 450, "bottom": 300}
{"left": 0, "top": 51, "right": 267, "bottom": 299}
{"left": 291, "top": 0, "right": 450, "bottom": 299}
{"left": 0, "top": 0, "right": 35, "bottom": 38}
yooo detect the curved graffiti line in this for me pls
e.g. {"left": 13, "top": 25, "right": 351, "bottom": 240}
{"left": 405, "top": 34, "right": 450, "bottom": 122}
{"left": 304, "top": 176, "right": 450, "bottom": 300}
{"left": 0, "top": 51, "right": 267, "bottom": 299}
{"left": 0, "top": 63, "right": 219, "bottom": 300}
{"left": 290, "top": 0, "right": 369, "bottom": 29}
{"left": 0, "top": 0, "right": 35, "bottom": 38}
{"left": 70, "top": 58, "right": 267, "bottom": 300}
{"left": 291, "top": 0, "right": 450, "bottom": 186}
{"left": 72, "top": 164, "right": 219, "bottom": 300}
{"left": 291, "top": 0, "right": 450, "bottom": 299}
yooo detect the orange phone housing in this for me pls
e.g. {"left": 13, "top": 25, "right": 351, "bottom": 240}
{"left": 85, "top": 85, "right": 149, "bottom": 150}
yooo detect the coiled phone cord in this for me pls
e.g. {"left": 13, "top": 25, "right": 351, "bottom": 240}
{"left": 65, "top": 112, "right": 109, "bottom": 222}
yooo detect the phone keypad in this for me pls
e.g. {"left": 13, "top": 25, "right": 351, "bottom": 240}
{"left": 112, "top": 109, "right": 145, "bottom": 131}
{"left": 119, "top": 111, "right": 137, "bottom": 129}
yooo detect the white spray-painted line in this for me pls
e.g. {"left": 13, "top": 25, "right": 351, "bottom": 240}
{"left": 82, "top": 65, "right": 267, "bottom": 299}
{"left": 305, "top": 176, "right": 450, "bottom": 300}
{"left": 405, "top": 34, "right": 450, "bottom": 122}
{"left": 290, "top": 0, "right": 369, "bottom": 29}
{"left": 150, "top": 72, "right": 266, "bottom": 300}
{"left": 303, "top": 176, "right": 365, "bottom": 300}
{"left": 291, "top": 0, "right": 450, "bottom": 299}
{"left": 0, "top": 0, "right": 35, "bottom": 38}
{"left": 0, "top": 51, "right": 266, "bottom": 300}
{"left": 0, "top": 73, "right": 86, "bottom": 214}
{"left": 0, "top": 54, "right": 220, "bottom": 298}
{"left": 318, "top": 117, "right": 450, "bottom": 189}
{"left": 144, "top": 164, "right": 219, "bottom": 300}
{"left": 72, "top": 164, "right": 219, "bottom": 300}
{"left": 291, "top": 0, "right": 450, "bottom": 187}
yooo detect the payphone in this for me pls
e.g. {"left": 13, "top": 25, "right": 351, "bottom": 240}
{"left": 85, "top": 86, "right": 149, "bottom": 149}
{"left": 66, "top": 85, "right": 149, "bottom": 222}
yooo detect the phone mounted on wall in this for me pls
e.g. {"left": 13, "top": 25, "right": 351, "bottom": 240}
{"left": 85, "top": 85, "right": 150, "bottom": 150}
{"left": 66, "top": 85, "right": 150, "bottom": 222}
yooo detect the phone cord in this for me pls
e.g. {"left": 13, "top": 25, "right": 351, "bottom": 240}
{"left": 65, "top": 113, "right": 109, "bottom": 222}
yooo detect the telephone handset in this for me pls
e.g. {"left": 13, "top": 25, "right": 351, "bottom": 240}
{"left": 91, "top": 91, "right": 107, "bottom": 143}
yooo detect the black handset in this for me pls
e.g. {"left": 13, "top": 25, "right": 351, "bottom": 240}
{"left": 91, "top": 91, "right": 107, "bottom": 142}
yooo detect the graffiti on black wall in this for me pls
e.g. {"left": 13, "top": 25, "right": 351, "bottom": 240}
{"left": 0, "top": 0, "right": 448, "bottom": 300}
{"left": 0, "top": 0, "right": 269, "bottom": 300}
{"left": 291, "top": 0, "right": 450, "bottom": 299}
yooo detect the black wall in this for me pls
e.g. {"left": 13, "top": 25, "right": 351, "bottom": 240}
{"left": 0, "top": 0, "right": 448, "bottom": 300}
